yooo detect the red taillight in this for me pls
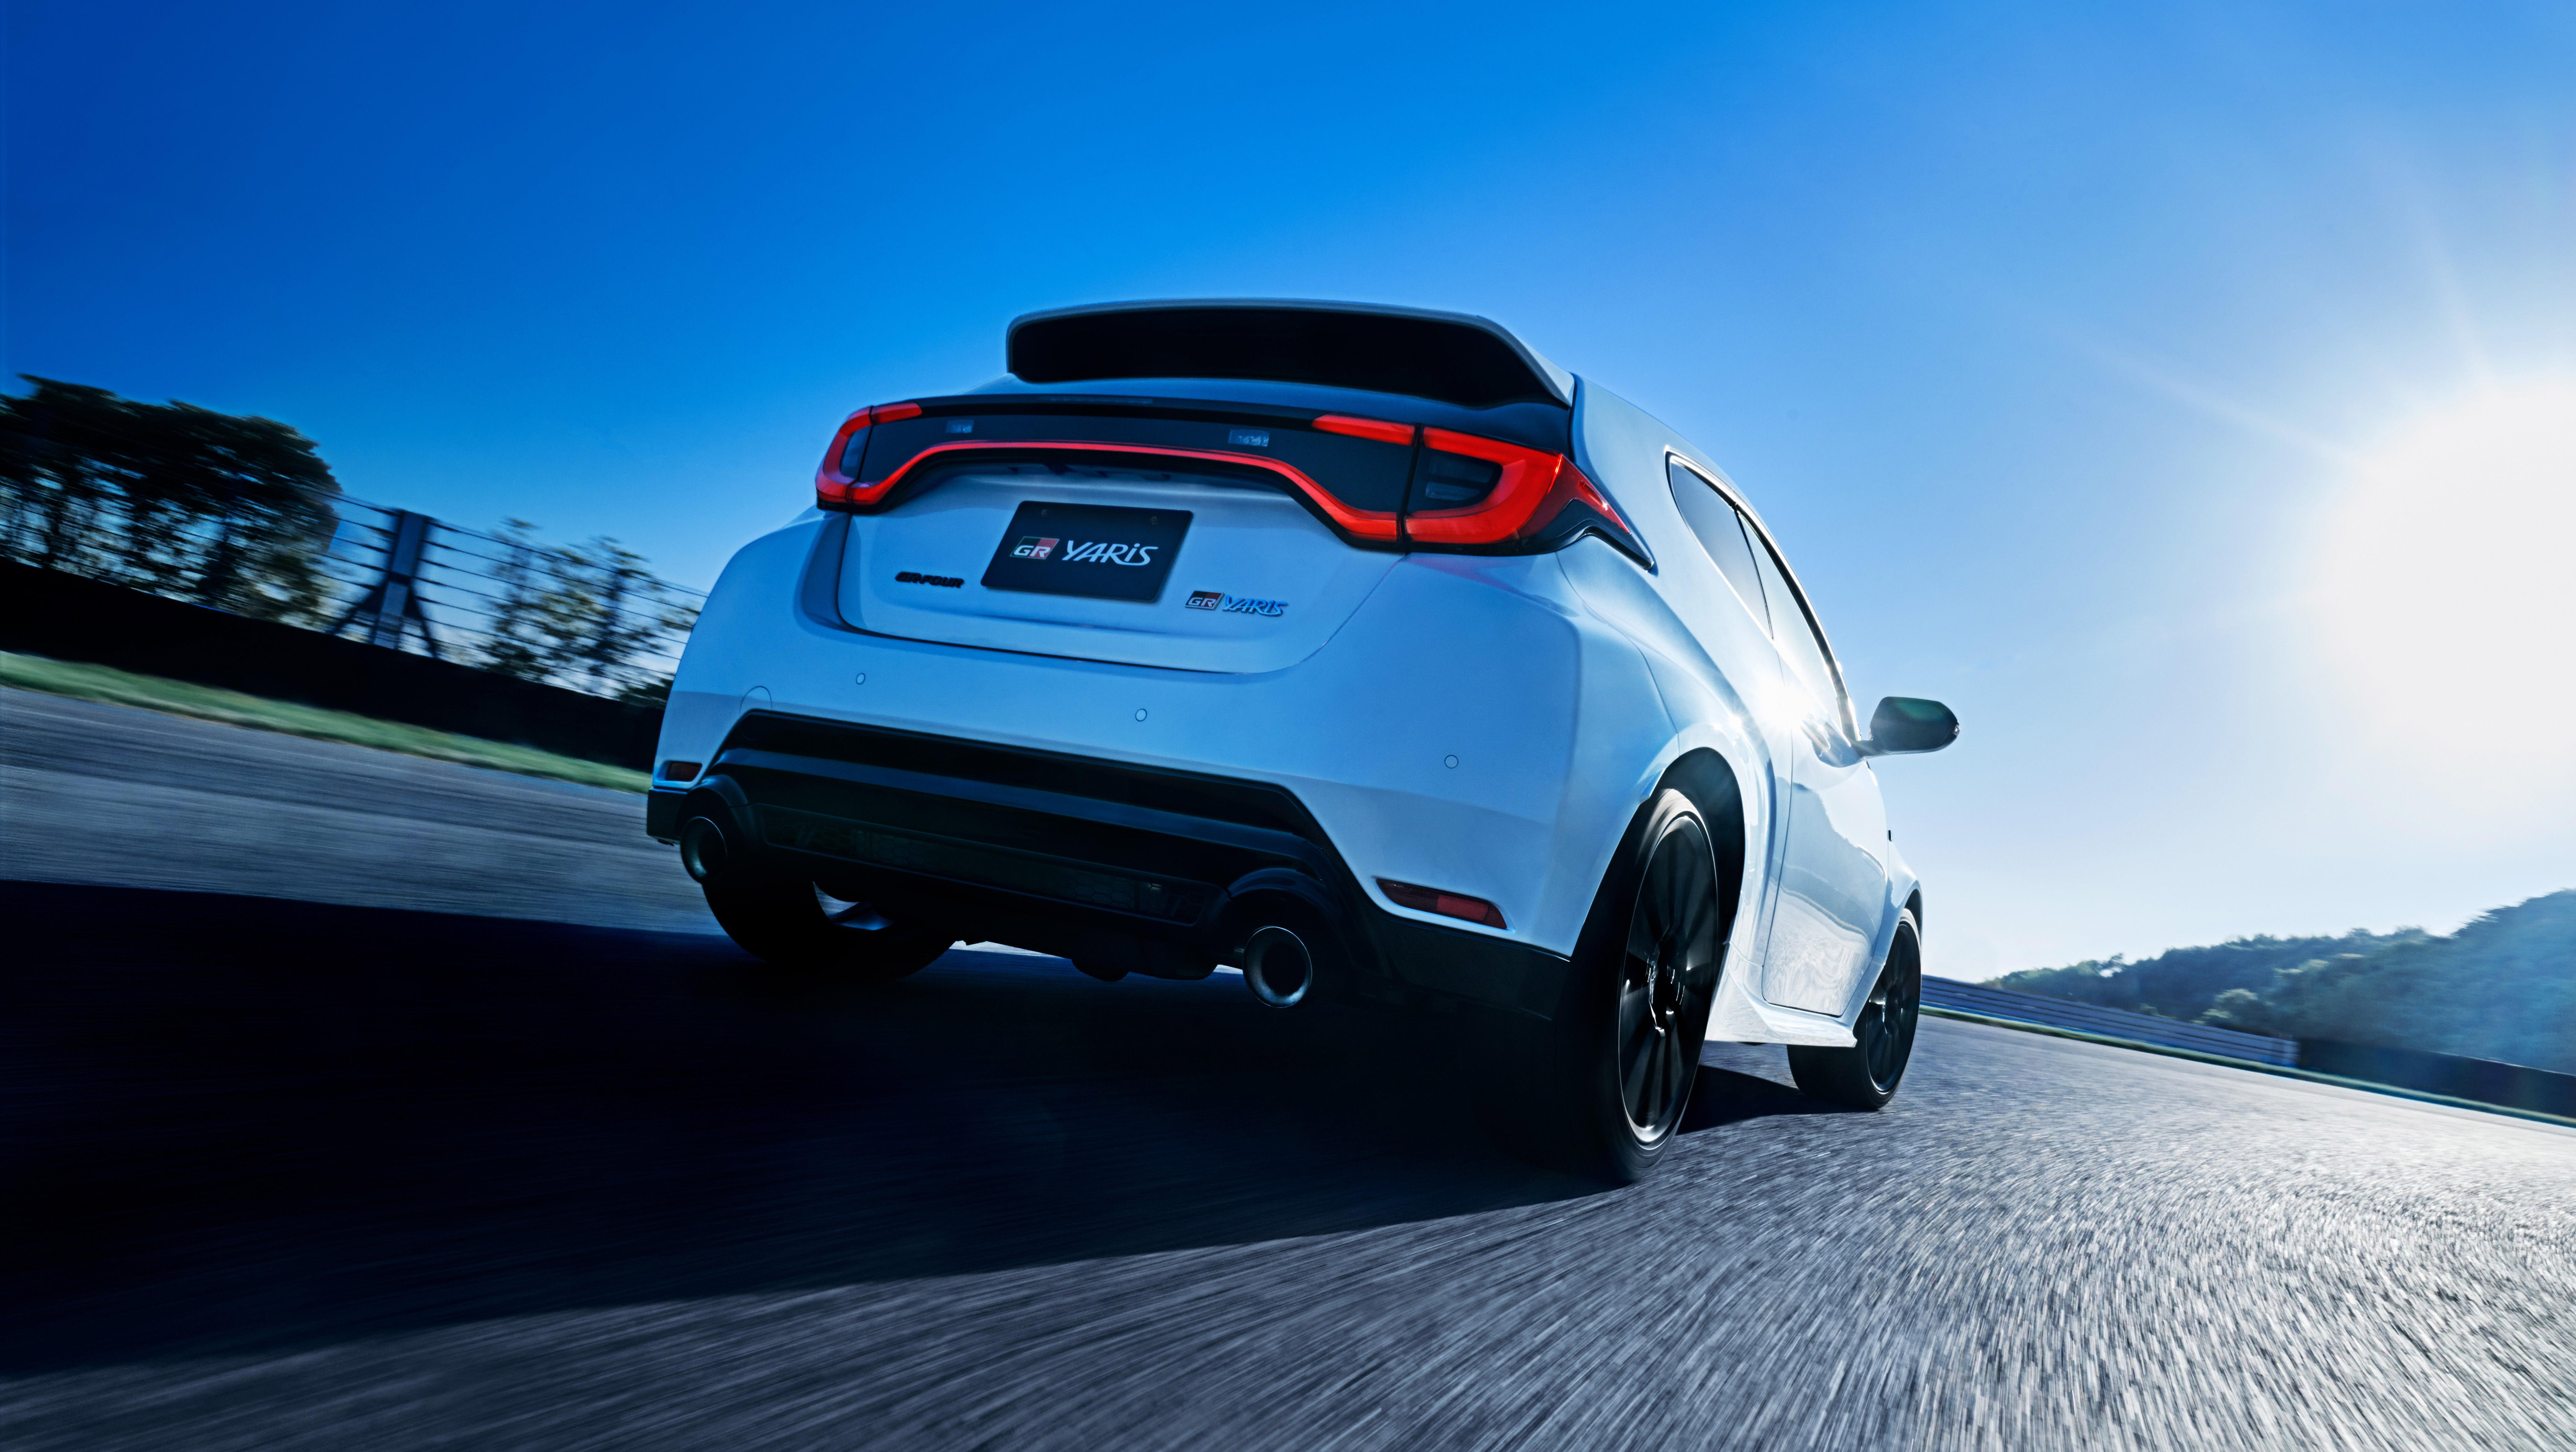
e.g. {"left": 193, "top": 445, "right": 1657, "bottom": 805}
{"left": 814, "top": 404, "right": 1640, "bottom": 563}
{"left": 1406, "top": 429, "right": 1602, "bottom": 543}
{"left": 821, "top": 431, "right": 1400, "bottom": 541}
{"left": 1377, "top": 878, "right": 1507, "bottom": 929}
{"left": 815, "top": 401, "right": 925, "bottom": 507}
{"left": 1314, "top": 414, "right": 1639, "bottom": 559}
{"left": 1313, "top": 413, "right": 1416, "bottom": 446}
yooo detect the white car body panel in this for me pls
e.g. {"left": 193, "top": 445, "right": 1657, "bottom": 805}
{"left": 657, "top": 360, "right": 1928, "bottom": 1048}
{"left": 1771, "top": 749, "right": 1893, "bottom": 1014}
{"left": 836, "top": 471, "right": 1401, "bottom": 675}
{"left": 661, "top": 517, "right": 1670, "bottom": 955}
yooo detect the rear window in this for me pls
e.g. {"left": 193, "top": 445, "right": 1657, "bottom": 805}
{"left": 1668, "top": 460, "right": 1768, "bottom": 630}
{"left": 1748, "top": 532, "right": 1845, "bottom": 727}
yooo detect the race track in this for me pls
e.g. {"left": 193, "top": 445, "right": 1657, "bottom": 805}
{"left": 4, "top": 686, "right": 2573, "bottom": 1450}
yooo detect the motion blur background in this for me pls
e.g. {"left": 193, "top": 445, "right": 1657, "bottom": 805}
{"left": 7, "top": 0, "right": 2572, "bottom": 976}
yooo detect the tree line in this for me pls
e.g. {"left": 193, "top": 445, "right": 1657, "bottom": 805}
{"left": 1993, "top": 889, "right": 2576, "bottom": 1074}
{"left": 471, "top": 520, "right": 700, "bottom": 704}
{"left": 1, "top": 377, "right": 342, "bottom": 622}
{"left": 1, "top": 378, "right": 696, "bottom": 702}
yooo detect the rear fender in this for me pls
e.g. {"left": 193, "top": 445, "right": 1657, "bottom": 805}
{"left": 1831, "top": 861, "right": 1926, "bottom": 1023}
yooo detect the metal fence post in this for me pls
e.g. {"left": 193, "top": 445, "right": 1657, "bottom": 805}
{"left": 330, "top": 509, "right": 441, "bottom": 658}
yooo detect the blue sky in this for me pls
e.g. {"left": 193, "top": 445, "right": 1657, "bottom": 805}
{"left": 10, "top": 1, "right": 2574, "bottom": 974}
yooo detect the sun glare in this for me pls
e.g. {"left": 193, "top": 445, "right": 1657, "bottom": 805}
{"left": 2316, "top": 378, "right": 2576, "bottom": 770}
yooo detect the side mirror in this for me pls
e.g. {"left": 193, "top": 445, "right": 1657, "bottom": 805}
{"left": 1860, "top": 696, "right": 1958, "bottom": 756}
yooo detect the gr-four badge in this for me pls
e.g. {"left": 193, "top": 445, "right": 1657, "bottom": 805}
{"left": 1187, "top": 590, "right": 1288, "bottom": 617}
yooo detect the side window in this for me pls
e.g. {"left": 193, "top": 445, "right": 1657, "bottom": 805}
{"left": 1747, "top": 529, "right": 1846, "bottom": 729}
{"left": 1666, "top": 459, "right": 1768, "bottom": 631}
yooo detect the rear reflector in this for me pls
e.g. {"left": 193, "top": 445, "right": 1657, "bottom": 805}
{"left": 658, "top": 760, "right": 703, "bottom": 782}
{"left": 1377, "top": 878, "right": 1507, "bottom": 929}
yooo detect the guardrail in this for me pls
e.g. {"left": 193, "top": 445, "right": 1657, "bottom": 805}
{"left": 3, "top": 469, "right": 701, "bottom": 703}
{"left": 2299, "top": 1039, "right": 2576, "bottom": 1118}
{"left": 1921, "top": 976, "right": 2301, "bottom": 1065}
{"left": 1924, "top": 976, "right": 2574, "bottom": 1119}
{"left": 309, "top": 499, "right": 702, "bottom": 699}
{"left": 2, "top": 562, "right": 662, "bottom": 769}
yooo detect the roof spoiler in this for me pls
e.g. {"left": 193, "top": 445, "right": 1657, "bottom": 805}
{"left": 1005, "top": 300, "right": 1575, "bottom": 411}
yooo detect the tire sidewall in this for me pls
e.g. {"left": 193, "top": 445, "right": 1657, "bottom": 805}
{"left": 1874, "top": 909, "right": 1922, "bottom": 1096}
{"left": 1549, "top": 787, "right": 1724, "bottom": 1182}
{"left": 1787, "top": 908, "right": 1920, "bottom": 1110}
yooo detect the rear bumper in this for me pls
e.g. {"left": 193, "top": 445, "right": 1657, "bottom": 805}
{"left": 649, "top": 712, "right": 1572, "bottom": 1017}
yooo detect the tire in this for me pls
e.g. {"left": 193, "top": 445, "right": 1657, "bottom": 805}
{"left": 702, "top": 872, "right": 955, "bottom": 983}
{"left": 1787, "top": 909, "right": 1921, "bottom": 1110}
{"left": 1510, "top": 789, "right": 1727, "bottom": 1183}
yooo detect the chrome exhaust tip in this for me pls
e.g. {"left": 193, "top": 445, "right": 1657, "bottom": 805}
{"left": 1242, "top": 925, "right": 1314, "bottom": 1009}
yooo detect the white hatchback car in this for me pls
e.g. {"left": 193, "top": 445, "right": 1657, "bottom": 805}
{"left": 649, "top": 301, "right": 1956, "bottom": 1180}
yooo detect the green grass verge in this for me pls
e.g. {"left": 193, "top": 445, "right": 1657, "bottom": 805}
{"left": 1922, "top": 1004, "right": 2576, "bottom": 1128}
{"left": 1, "top": 651, "right": 648, "bottom": 794}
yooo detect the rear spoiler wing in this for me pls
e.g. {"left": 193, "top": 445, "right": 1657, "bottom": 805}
{"left": 1006, "top": 300, "right": 1576, "bottom": 412}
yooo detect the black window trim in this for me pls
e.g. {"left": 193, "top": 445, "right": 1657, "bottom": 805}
{"left": 1664, "top": 455, "right": 1769, "bottom": 631}
{"left": 1663, "top": 451, "right": 1861, "bottom": 742}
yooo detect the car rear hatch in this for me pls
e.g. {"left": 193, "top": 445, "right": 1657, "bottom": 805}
{"left": 814, "top": 302, "right": 1651, "bottom": 673}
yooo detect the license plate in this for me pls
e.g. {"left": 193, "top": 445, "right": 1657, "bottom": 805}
{"left": 979, "top": 502, "right": 1190, "bottom": 603}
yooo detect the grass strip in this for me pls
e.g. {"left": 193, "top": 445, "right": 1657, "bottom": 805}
{"left": 1, "top": 651, "right": 648, "bottom": 794}
{"left": 1922, "top": 1004, "right": 2576, "bottom": 1128}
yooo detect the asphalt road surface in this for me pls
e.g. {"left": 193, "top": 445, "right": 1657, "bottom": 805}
{"left": 4, "top": 686, "right": 2573, "bottom": 1450}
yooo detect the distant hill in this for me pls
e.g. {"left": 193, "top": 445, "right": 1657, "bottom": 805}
{"left": 1990, "top": 890, "right": 2576, "bottom": 1074}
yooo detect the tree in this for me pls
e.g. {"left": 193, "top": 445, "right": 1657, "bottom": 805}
{"left": 2199, "top": 988, "right": 2276, "bottom": 1035}
{"left": 474, "top": 523, "right": 697, "bottom": 698}
{"left": 477, "top": 520, "right": 566, "bottom": 683}
{"left": 2003, "top": 892, "right": 2576, "bottom": 1073}
{"left": 5, "top": 376, "right": 697, "bottom": 702}
{"left": 1, "top": 378, "right": 132, "bottom": 574}
{"left": 177, "top": 407, "right": 340, "bottom": 622}
{"left": 1, "top": 378, "right": 341, "bottom": 622}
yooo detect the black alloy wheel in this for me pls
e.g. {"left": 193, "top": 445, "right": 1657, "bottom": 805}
{"left": 1498, "top": 788, "right": 1727, "bottom": 1183}
{"left": 1614, "top": 811, "right": 1725, "bottom": 1144}
{"left": 1788, "top": 909, "right": 1921, "bottom": 1109}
